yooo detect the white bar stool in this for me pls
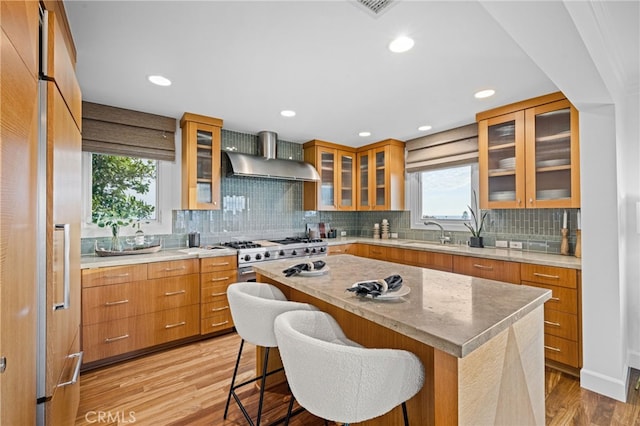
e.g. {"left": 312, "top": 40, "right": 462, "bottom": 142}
{"left": 274, "top": 310, "right": 425, "bottom": 426}
{"left": 224, "top": 282, "right": 317, "bottom": 426}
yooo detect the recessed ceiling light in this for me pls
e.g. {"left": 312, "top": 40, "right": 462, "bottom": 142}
{"left": 389, "top": 36, "right": 414, "bottom": 53}
{"left": 359, "top": 131, "right": 371, "bottom": 137}
{"left": 148, "top": 75, "right": 172, "bottom": 86}
{"left": 418, "top": 125, "right": 432, "bottom": 131}
{"left": 474, "top": 89, "right": 495, "bottom": 99}
{"left": 280, "top": 110, "right": 296, "bottom": 117}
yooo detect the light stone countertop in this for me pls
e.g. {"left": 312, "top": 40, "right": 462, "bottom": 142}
{"left": 327, "top": 237, "right": 582, "bottom": 270}
{"left": 80, "top": 247, "right": 236, "bottom": 269}
{"left": 253, "top": 254, "right": 551, "bottom": 358}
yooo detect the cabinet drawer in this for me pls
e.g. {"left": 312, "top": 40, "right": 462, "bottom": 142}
{"left": 82, "top": 275, "right": 200, "bottom": 325}
{"left": 544, "top": 309, "right": 578, "bottom": 341}
{"left": 82, "top": 305, "right": 200, "bottom": 363}
{"left": 416, "top": 251, "right": 453, "bottom": 272}
{"left": 148, "top": 259, "right": 198, "bottom": 279}
{"left": 201, "top": 255, "right": 236, "bottom": 273}
{"left": 544, "top": 334, "right": 580, "bottom": 368}
{"left": 521, "top": 264, "right": 577, "bottom": 288}
{"left": 329, "top": 244, "right": 353, "bottom": 255}
{"left": 452, "top": 256, "right": 521, "bottom": 284}
{"left": 201, "top": 312, "right": 234, "bottom": 335}
{"left": 387, "top": 247, "right": 418, "bottom": 265}
{"left": 201, "top": 270, "right": 237, "bottom": 287}
{"left": 81, "top": 264, "right": 147, "bottom": 288}
{"left": 523, "top": 282, "right": 577, "bottom": 314}
{"left": 201, "top": 299, "right": 230, "bottom": 319}
{"left": 201, "top": 282, "right": 231, "bottom": 303}
{"left": 366, "top": 245, "right": 387, "bottom": 260}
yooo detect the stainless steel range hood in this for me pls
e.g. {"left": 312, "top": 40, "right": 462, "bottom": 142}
{"left": 224, "top": 131, "right": 320, "bottom": 181}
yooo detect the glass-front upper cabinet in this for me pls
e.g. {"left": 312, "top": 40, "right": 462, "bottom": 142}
{"left": 302, "top": 140, "right": 356, "bottom": 211}
{"left": 357, "top": 152, "right": 370, "bottom": 210}
{"left": 356, "top": 140, "right": 405, "bottom": 211}
{"left": 525, "top": 99, "right": 580, "bottom": 208}
{"left": 479, "top": 111, "right": 526, "bottom": 209}
{"left": 181, "top": 113, "right": 223, "bottom": 210}
{"left": 478, "top": 93, "right": 580, "bottom": 209}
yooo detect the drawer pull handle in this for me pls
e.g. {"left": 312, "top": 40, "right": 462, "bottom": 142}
{"left": 164, "top": 290, "right": 186, "bottom": 296}
{"left": 473, "top": 264, "right": 493, "bottom": 270}
{"left": 544, "top": 345, "right": 561, "bottom": 352}
{"left": 210, "top": 292, "right": 227, "bottom": 297}
{"left": 211, "top": 277, "right": 230, "bottom": 282}
{"left": 165, "top": 321, "right": 186, "bottom": 329}
{"left": 211, "top": 306, "right": 229, "bottom": 312}
{"left": 105, "top": 273, "right": 130, "bottom": 279}
{"left": 533, "top": 272, "right": 560, "bottom": 279}
{"left": 544, "top": 320, "right": 561, "bottom": 327}
{"left": 209, "top": 262, "right": 230, "bottom": 267}
{"left": 105, "top": 334, "right": 129, "bottom": 343}
{"left": 104, "top": 299, "right": 129, "bottom": 306}
{"left": 333, "top": 250, "right": 343, "bottom": 253}
{"left": 163, "top": 266, "right": 186, "bottom": 272}
{"left": 211, "top": 320, "right": 229, "bottom": 327}
{"left": 550, "top": 296, "right": 561, "bottom": 302}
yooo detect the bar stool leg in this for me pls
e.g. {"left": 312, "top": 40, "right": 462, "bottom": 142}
{"left": 402, "top": 401, "right": 409, "bottom": 426}
{"left": 224, "top": 339, "right": 245, "bottom": 419}
{"left": 255, "top": 347, "right": 272, "bottom": 426}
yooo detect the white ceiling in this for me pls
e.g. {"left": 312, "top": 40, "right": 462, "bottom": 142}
{"left": 65, "top": 1, "right": 581, "bottom": 147}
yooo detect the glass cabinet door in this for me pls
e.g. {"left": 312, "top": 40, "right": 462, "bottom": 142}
{"left": 338, "top": 151, "right": 354, "bottom": 210}
{"left": 196, "top": 128, "right": 213, "bottom": 204}
{"left": 479, "top": 111, "right": 525, "bottom": 209}
{"left": 525, "top": 99, "right": 579, "bottom": 208}
{"left": 358, "top": 152, "right": 370, "bottom": 209}
{"left": 319, "top": 148, "right": 336, "bottom": 209}
{"left": 374, "top": 147, "right": 387, "bottom": 208}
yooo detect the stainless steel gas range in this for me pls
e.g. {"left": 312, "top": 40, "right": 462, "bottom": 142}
{"left": 220, "top": 237, "right": 328, "bottom": 281}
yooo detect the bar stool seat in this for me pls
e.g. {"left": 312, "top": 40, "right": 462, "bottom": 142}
{"left": 274, "top": 310, "right": 425, "bottom": 425}
{"left": 224, "top": 282, "right": 317, "bottom": 426}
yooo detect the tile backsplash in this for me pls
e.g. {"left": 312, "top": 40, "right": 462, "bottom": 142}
{"left": 81, "top": 129, "right": 580, "bottom": 255}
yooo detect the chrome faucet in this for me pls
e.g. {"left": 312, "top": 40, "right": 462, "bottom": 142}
{"left": 423, "top": 220, "right": 451, "bottom": 244}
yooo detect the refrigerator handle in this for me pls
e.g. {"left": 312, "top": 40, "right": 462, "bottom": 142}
{"left": 57, "top": 351, "right": 83, "bottom": 388}
{"left": 53, "top": 224, "right": 70, "bottom": 310}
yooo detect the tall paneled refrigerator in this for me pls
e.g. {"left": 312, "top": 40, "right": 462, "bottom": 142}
{"left": 36, "top": 8, "right": 82, "bottom": 425}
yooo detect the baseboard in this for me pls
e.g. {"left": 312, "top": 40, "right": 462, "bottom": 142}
{"left": 580, "top": 366, "right": 629, "bottom": 402}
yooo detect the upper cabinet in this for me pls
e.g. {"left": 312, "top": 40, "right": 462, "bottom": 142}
{"left": 356, "top": 139, "right": 405, "bottom": 211}
{"left": 180, "top": 113, "right": 223, "bottom": 210}
{"left": 477, "top": 92, "right": 580, "bottom": 209}
{"left": 303, "top": 140, "right": 356, "bottom": 211}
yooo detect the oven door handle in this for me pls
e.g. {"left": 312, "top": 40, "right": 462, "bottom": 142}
{"left": 239, "top": 270, "right": 254, "bottom": 276}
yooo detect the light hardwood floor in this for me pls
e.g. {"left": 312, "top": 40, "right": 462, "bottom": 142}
{"left": 75, "top": 332, "right": 640, "bottom": 425}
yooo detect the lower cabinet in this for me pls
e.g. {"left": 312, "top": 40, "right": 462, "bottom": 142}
{"left": 452, "top": 255, "right": 521, "bottom": 284}
{"left": 200, "top": 255, "right": 237, "bottom": 335}
{"left": 81, "top": 259, "right": 200, "bottom": 365}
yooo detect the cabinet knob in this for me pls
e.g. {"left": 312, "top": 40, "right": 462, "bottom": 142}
{"left": 517, "top": 199, "right": 521, "bottom": 205}
{"left": 529, "top": 198, "right": 533, "bottom": 204}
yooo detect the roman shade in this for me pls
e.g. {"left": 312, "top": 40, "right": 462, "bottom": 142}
{"left": 406, "top": 123, "right": 478, "bottom": 172}
{"left": 82, "top": 101, "right": 177, "bottom": 161}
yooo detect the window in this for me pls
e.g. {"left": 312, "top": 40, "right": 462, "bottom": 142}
{"left": 409, "top": 162, "right": 479, "bottom": 231}
{"left": 81, "top": 152, "right": 178, "bottom": 237}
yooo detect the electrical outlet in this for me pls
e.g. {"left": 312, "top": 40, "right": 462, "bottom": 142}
{"left": 510, "top": 241, "right": 523, "bottom": 250}
{"left": 391, "top": 232, "right": 398, "bottom": 239}
{"left": 495, "top": 240, "right": 508, "bottom": 248}
{"left": 340, "top": 231, "right": 347, "bottom": 237}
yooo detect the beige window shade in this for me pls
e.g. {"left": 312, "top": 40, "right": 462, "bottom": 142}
{"left": 82, "top": 101, "right": 177, "bottom": 161}
{"left": 406, "top": 123, "right": 478, "bottom": 173}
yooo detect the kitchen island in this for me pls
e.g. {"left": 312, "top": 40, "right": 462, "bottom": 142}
{"left": 254, "top": 254, "right": 551, "bottom": 425}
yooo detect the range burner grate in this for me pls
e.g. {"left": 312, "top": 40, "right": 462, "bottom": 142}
{"left": 222, "top": 241, "right": 261, "bottom": 249}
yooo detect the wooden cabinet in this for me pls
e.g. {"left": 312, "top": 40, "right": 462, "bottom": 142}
{"left": 328, "top": 244, "right": 355, "bottom": 255}
{"left": 477, "top": 92, "right": 580, "bottom": 209}
{"left": 200, "top": 255, "right": 237, "bottom": 335}
{"left": 452, "top": 256, "right": 521, "bottom": 284}
{"left": 414, "top": 250, "right": 453, "bottom": 272}
{"left": 356, "top": 139, "right": 405, "bottom": 211}
{"left": 303, "top": 140, "right": 356, "bottom": 211}
{"left": 81, "top": 259, "right": 200, "bottom": 365}
{"left": 180, "top": 113, "right": 223, "bottom": 210}
{"left": 521, "top": 263, "right": 581, "bottom": 370}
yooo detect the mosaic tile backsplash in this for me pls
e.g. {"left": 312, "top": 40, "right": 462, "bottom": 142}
{"left": 82, "top": 129, "right": 580, "bottom": 255}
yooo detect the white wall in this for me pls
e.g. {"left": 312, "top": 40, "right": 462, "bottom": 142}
{"left": 480, "top": 0, "right": 639, "bottom": 401}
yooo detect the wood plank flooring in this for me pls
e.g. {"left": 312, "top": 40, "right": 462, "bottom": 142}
{"left": 75, "top": 332, "right": 640, "bottom": 425}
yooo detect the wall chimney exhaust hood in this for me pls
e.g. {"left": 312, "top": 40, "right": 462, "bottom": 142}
{"left": 224, "top": 131, "right": 320, "bottom": 181}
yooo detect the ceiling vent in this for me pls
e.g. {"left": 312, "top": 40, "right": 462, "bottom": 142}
{"left": 355, "top": 0, "right": 396, "bottom": 17}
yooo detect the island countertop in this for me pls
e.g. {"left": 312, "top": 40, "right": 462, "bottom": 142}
{"left": 253, "top": 254, "right": 551, "bottom": 358}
